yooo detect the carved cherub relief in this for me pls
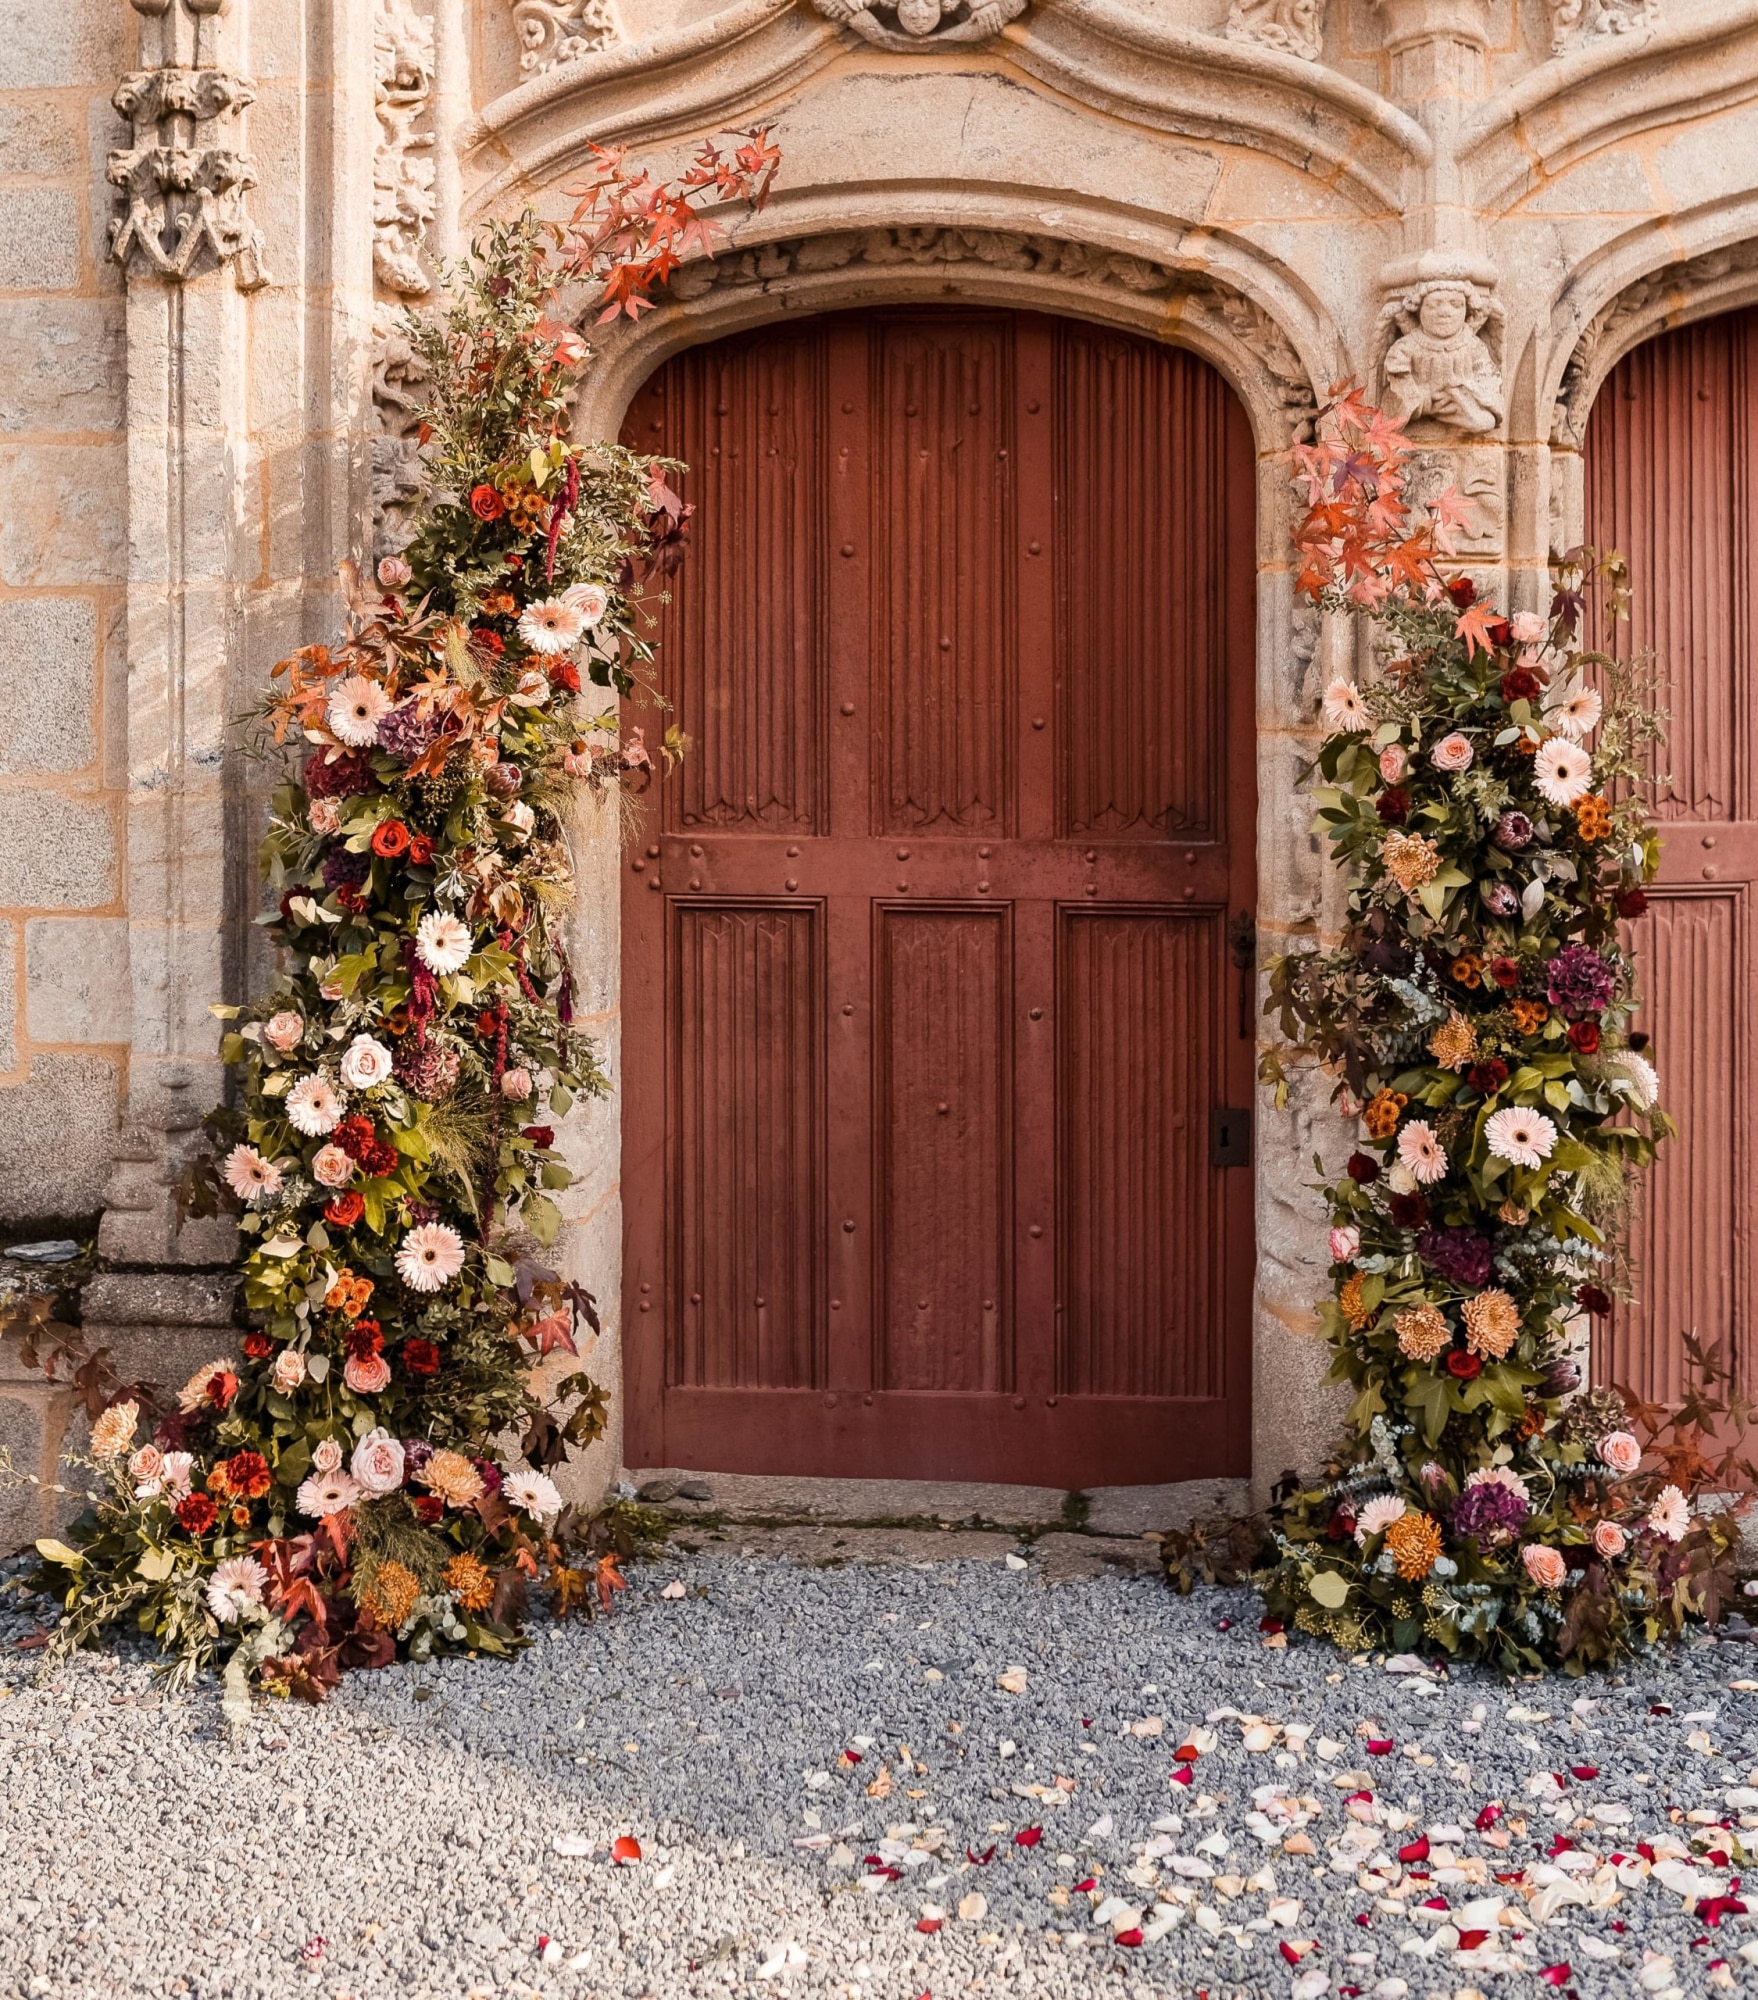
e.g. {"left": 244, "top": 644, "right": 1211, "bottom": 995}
{"left": 1377, "top": 278, "right": 1504, "bottom": 437}
{"left": 811, "top": 0, "right": 1026, "bottom": 50}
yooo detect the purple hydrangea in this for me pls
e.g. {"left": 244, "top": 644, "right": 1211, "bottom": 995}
{"left": 377, "top": 701, "right": 442, "bottom": 763}
{"left": 1450, "top": 1479, "right": 1530, "bottom": 1544}
{"left": 1546, "top": 943, "right": 1615, "bottom": 1019}
{"left": 1494, "top": 810, "right": 1533, "bottom": 851}
{"left": 1416, "top": 1225, "right": 1496, "bottom": 1289}
{"left": 321, "top": 848, "right": 369, "bottom": 892}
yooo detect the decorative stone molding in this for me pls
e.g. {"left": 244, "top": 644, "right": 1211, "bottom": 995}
{"left": 1406, "top": 446, "right": 1504, "bottom": 557}
{"left": 1223, "top": 0, "right": 1325, "bottom": 63}
{"left": 1375, "top": 255, "right": 1504, "bottom": 438}
{"left": 109, "top": 0, "right": 267, "bottom": 291}
{"left": 664, "top": 226, "right": 1318, "bottom": 432}
{"left": 375, "top": 0, "right": 437, "bottom": 297}
{"left": 510, "top": 0, "right": 622, "bottom": 75}
{"left": 1546, "top": 0, "right": 1660, "bottom": 54}
{"left": 811, "top": 0, "right": 1026, "bottom": 50}
{"left": 371, "top": 307, "right": 433, "bottom": 557}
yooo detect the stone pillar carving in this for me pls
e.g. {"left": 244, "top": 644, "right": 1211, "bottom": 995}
{"left": 1547, "top": 0, "right": 1660, "bottom": 52}
{"left": 374, "top": 0, "right": 437, "bottom": 297}
{"left": 510, "top": 0, "right": 622, "bottom": 73}
{"left": 1223, "top": 0, "right": 1326, "bottom": 62}
{"left": 99, "top": 0, "right": 264, "bottom": 1267}
{"left": 108, "top": 0, "right": 267, "bottom": 292}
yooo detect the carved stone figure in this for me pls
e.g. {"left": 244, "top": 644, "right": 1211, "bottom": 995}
{"left": 371, "top": 308, "right": 433, "bottom": 557}
{"left": 811, "top": 0, "right": 1026, "bottom": 51}
{"left": 374, "top": 0, "right": 436, "bottom": 297}
{"left": 1223, "top": 0, "right": 1326, "bottom": 62}
{"left": 109, "top": 2, "right": 268, "bottom": 290}
{"left": 1378, "top": 278, "right": 1503, "bottom": 436}
{"left": 511, "top": 0, "right": 621, "bottom": 74}
{"left": 1547, "top": 0, "right": 1660, "bottom": 53}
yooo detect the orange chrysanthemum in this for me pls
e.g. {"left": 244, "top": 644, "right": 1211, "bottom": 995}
{"left": 324, "top": 1270, "right": 375, "bottom": 1319}
{"left": 1428, "top": 1014, "right": 1478, "bottom": 1072}
{"left": 1461, "top": 1288, "right": 1521, "bottom": 1359}
{"left": 1362, "top": 1089, "right": 1408, "bottom": 1140}
{"left": 1340, "top": 1271, "right": 1373, "bottom": 1331}
{"left": 1394, "top": 1303, "right": 1452, "bottom": 1362}
{"left": 1450, "top": 954, "right": 1484, "bottom": 990}
{"left": 1510, "top": 998, "right": 1549, "bottom": 1034}
{"left": 1574, "top": 795, "right": 1613, "bottom": 841}
{"left": 443, "top": 1552, "right": 495, "bottom": 1613}
{"left": 1382, "top": 832, "right": 1441, "bottom": 893}
{"left": 361, "top": 1559, "right": 422, "bottom": 1631}
{"left": 1384, "top": 1510, "right": 1443, "bottom": 1581}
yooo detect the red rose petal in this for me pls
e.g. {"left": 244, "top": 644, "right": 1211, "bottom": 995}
{"left": 1539, "top": 1965, "right": 1571, "bottom": 1986}
{"left": 966, "top": 1844, "right": 995, "bottom": 1866}
{"left": 1398, "top": 1836, "right": 1430, "bottom": 1864}
{"left": 1366, "top": 1738, "right": 1394, "bottom": 1756}
{"left": 1570, "top": 1765, "right": 1599, "bottom": 1781}
{"left": 1475, "top": 1804, "right": 1503, "bottom": 1830}
{"left": 1174, "top": 1743, "right": 1201, "bottom": 1762}
{"left": 915, "top": 1918, "right": 943, "bottom": 1935}
{"left": 1170, "top": 1764, "right": 1193, "bottom": 1787}
{"left": 1456, "top": 1929, "right": 1489, "bottom": 1951}
{"left": 1115, "top": 1928, "right": 1143, "bottom": 1948}
{"left": 1421, "top": 1896, "right": 1448, "bottom": 1912}
{"left": 1014, "top": 1827, "right": 1043, "bottom": 1848}
{"left": 611, "top": 1835, "right": 642, "bottom": 1865}
{"left": 1278, "top": 1942, "right": 1304, "bottom": 1965}
{"left": 1074, "top": 1876, "right": 1097, "bottom": 1893}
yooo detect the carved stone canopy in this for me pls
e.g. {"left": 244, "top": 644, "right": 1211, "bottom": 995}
{"left": 811, "top": 0, "right": 1027, "bottom": 51}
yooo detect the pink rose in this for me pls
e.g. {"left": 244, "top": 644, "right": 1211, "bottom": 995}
{"left": 1378, "top": 744, "right": 1407, "bottom": 784}
{"left": 350, "top": 1426, "right": 406, "bottom": 1495}
{"left": 128, "top": 1444, "right": 165, "bottom": 1496}
{"left": 1431, "top": 731, "right": 1475, "bottom": 773}
{"left": 271, "top": 1349, "right": 306, "bottom": 1394}
{"left": 500, "top": 1067, "right": 532, "bottom": 1101}
{"left": 377, "top": 555, "right": 412, "bottom": 589}
{"left": 344, "top": 1352, "right": 392, "bottom": 1395}
{"left": 1329, "top": 1225, "right": 1360, "bottom": 1264}
{"left": 312, "top": 1143, "right": 354, "bottom": 1189}
{"left": 1598, "top": 1430, "right": 1641, "bottom": 1475}
{"left": 264, "top": 1010, "right": 305, "bottom": 1053}
{"left": 1509, "top": 611, "right": 1546, "bottom": 646}
{"left": 1592, "top": 1519, "right": 1627, "bottom": 1559}
{"left": 312, "top": 1437, "right": 345, "bottom": 1475}
{"left": 308, "top": 798, "right": 341, "bottom": 836}
{"left": 1521, "top": 1543, "right": 1567, "bottom": 1589}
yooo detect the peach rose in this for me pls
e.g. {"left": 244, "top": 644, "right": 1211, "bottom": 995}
{"left": 1509, "top": 611, "right": 1546, "bottom": 645}
{"left": 271, "top": 1349, "right": 306, "bottom": 1394}
{"left": 1592, "top": 1519, "right": 1627, "bottom": 1559}
{"left": 1521, "top": 1543, "right": 1567, "bottom": 1589}
{"left": 344, "top": 1352, "right": 392, "bottom": 1395}
{"left": 264, "top": 1010, "right": 305, "bottom": 1053}
{"left": 1328, "top": 1225, "right": 1360, "bottom": 1264}
{"left": 308, "top": 798, "right": 341, "bottom": 836}
{"left": 312, "top": 1143, "right": 354, "bottom": 1188}
{"left": 500, "top": 1067, "right": 532, "bottom": 1101}
{"left": 1598, "top": 1430, "right": 1641, "bottom": 1475}
{"left": 1378, "top": 743, "right": 1407, "bottom": 785}
{"left": 312, "top": 1437, "right": 345, "bottom": 1475}
{"left": 1431, "top": 731, "right": 1475, "bottom": 772}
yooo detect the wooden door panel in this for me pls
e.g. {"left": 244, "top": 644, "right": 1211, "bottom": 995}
{"left": 624, "top": 309, "right": 1256, "bottom": 1484}
{"left": 872, "top": 316, "right": 1014, "bottom": 835}
{"left": 670, "top": 903, "right": 822, "bottom": 1391}
{"left": 876, "top": 905, "right": 1012, "bottom": 1393}
{"left": 1584, "top": 306, "right": 1758, "bottom": 1397}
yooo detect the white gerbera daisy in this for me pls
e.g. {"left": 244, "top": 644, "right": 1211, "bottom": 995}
{"left": 205, "top": 1555, "right": 269, "bottom": 1625}
{"left": 517, "top": 598, "right": 586, "bottom": 655}
{"left": 286, "top": 1073, "right": 345, "bottom": 1137}
{"left": 1322, "top": 678, "right": 1369, "bottom": 733}
{"left": 415, "top": 909, "right": 472, "bottom": 977}
{"left": 1647, "top": 1483, "right": 1690, "bottom": 1542}
{"left": 1354, "top": 1495, "right": 1406, "bottom": 1546}
{"left": 1546, "top": 683, "right": 1603, "bottom": 742}
{"left": 296, "top": 1470, "right": 361, "bottom": 1520}
{"left": 1603, "top": 1048, "right": 1660, "bottom": 1111}
{"left": 1484, "top": 1105, "right": 1558, "bottom": 1169}
{"left": 223, "top": 1143, "right": 284, "bottom": 1205}
{"left": 501, "top": 1465, "right": 565, "bottom": 1523}
{"left": 1532, "top": 736, "right": 1593, "bottom": 808}
{"left": 1397, "top": 1119, "right": 1449, "bottom": 1186}
{"left": 339, "top": 1034, "right": 394, "bottom": 1091}
{"left": 396, "top": 1221, "right": 466, "bottom": 1293}
{"left": 327, "top": 674, "right": 392, "bottom": 748}
{"left": 562, "top": 581, "right": 609, "bottom": 627}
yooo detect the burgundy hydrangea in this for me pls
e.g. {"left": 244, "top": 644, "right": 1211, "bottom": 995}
{"left": 321, "top": 848, "right": 370, "bottom": 893}
{"left": 1494, "top": 810, "right": 1532, "bottom": 851}
{"left": 1450, "top": 1478, "right": 1529, "bottom": 1545}
{"left": 303, "top": 748, "right": 376, "bottom": 799}
{"left": 1416, "top": 1225, "right": 1495, "bottom": 1288}
{"left": 377, "top": 701, "right": 442, "bottom": 763}
{"left": 1546, "top": 943, "right": 1615, "bottom": 1019}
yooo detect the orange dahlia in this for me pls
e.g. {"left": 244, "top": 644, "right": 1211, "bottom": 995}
{"left": 443, "top": 1552, "right": 495, "bottom": 1613}
{"left": 1362, "top": 1089, "right": 1408, "bottom": 1139}
{"left": 1384, "top": 1510, "right": 1443, "bottom": 1581}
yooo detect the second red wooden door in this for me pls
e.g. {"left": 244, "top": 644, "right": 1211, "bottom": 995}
{"left": 621, "top": 309, "right": 1257, "bottom": 1486}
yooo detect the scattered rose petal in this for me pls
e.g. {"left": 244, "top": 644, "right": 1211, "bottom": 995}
{"left": 996, "top": 1667, "right": 1029, "bottom": 1694}
{"left": 611, "top": 1835, "right": 642, "bottom": 1865}
{"left": 1539, "top": 1968, "right": 1571, "bottom": 1986}
{"left": 957, "top": 1892, "right": 987, "bottom": 1922}
{"left": 552, "top": 1833, "right": 593, "bottom": 1857}
{"left": 660, "top": 1579, "right": 687, "bottom": 1599}
{"left": 1366, "top": 1739, "right": 1394, "bottom": 1756}
{"left": 1015, "top": 1827, "right": 1042, "bottom": 1848}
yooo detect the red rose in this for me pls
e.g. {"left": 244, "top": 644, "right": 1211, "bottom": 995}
{"left": 1576, "top": 1283, "right": 1613, "bottom": 1316}
{"left": 1447, "top": 576, "right": 1477, "bottom": 608}
{"left": 347, "top": 1319, "right": 384, "bottom": 1359}
{"left": 476, "top": 1009, "right": 500, "bottom": 1039}
{"left": 242, "top": 1332, "right": 274, "bottom": 1360}
{"left": 471, "top": 627, "right": 506, "bottom": 654}
{"left": 1388, "top": 1193, "right": 1427, "bottom": 1227}
{"left": 469, "top": 484, "right": 505, "bottom": 522}
{"left": 325, "top": 1190, "right": 364, "bottom": 1227}
{"left": 1466, "top": 1058, "right": 1509, "bottom": 1094}
{"left": 175, "top": 1492, "right": 218, "bottom": 1535}
{"left": 1489, "top": 955, "right": 1520, "bottom": 990}
{"left": 522, "top": 1125, "right": 555, "bottom": 1149}
{"left": 224, "top": 1450, "right": 272, "bottom": 1499}
{"left": 1326, "top": 1507, "right": 1356, "bottom": 1542}
{"left": 1500, "top": 667, "right": 1542, "bottom": 703}
{"left": 1567, "top": 1020, "right": 1601, "bottom": 1054}
{"left": 206, "top": 1370, "right": 239, "bottom": 1411}
{"left": 1616, "top": 888, "right": 1648, "bottom": 919}
{"left": 335, "top": 884, "right": 368, "bottom": 914}
{"left": 1486, "top": 617, "right": 1513, "bottom": 648}
{"left": 1445, "top": 1350, "right": 1483, "bottom": 1381}
{"left": 548, "top": 661, "right": 581, "bottom": 695}
{"left": 1375, "top": 787, "right": 1410, "bottom": 825}
{"left": 1346, "top": 1151, "right": 1382, "bottom": 1186}
{"left": 401, "top": 1338, "right": 441, "bottom": 1376}
{"left": 413, "top": 1493, "right": 445, "bottom": 1525}
{"left": 408, "top": 833, "right": 434, "bottom": 866}
{"left": 371, "top": 819, "right": 410, "bottom": 858}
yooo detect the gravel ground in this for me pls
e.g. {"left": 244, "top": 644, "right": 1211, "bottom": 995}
{"left": 3, "top": 1547, "right": 1758, "bottom": 2000}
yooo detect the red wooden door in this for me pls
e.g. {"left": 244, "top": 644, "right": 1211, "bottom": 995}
{"left": 620, "top": 309, "right": 1257, "bottom": 1486}
{"left": 1583, "top": 306, "right": 1758, "bottom": 1403}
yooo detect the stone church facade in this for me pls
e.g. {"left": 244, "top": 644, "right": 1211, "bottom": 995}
{"left": 0, "top": 0, "right": 1754, "bottom": 1519}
